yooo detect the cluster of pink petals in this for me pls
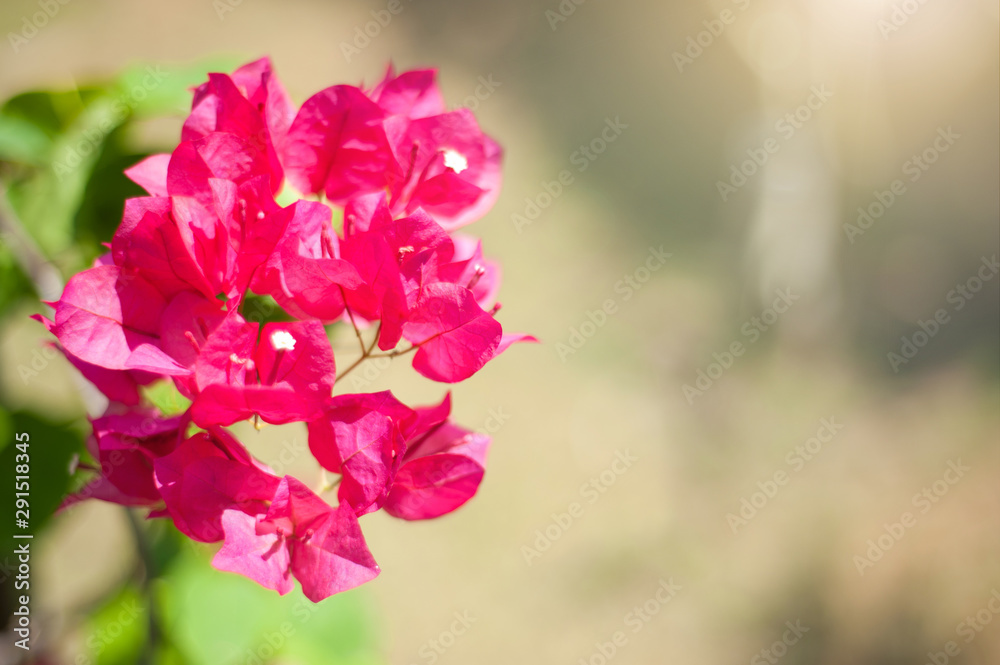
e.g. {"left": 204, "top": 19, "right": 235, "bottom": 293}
{"left": 36, "top": 58, "right": 533, "bottom": 602}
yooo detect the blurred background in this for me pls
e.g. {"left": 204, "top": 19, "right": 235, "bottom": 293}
{"left": 0, "top": 0, "right": 998, "bottom": 663}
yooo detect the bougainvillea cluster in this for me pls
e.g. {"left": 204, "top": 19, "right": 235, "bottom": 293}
{"left": 34, "top": 57, "right": 532, "bottom": 601}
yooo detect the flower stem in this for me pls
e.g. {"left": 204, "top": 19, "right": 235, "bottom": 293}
{"left": 335, "top": 322, "right": 384, "bottom": 382}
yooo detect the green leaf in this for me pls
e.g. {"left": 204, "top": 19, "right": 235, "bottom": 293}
{"left": 143, "top": 381, "right": 192, "bottom": 417}
{"left": 242, "top": 292, "right": 294, "bottom": 325}
{"left": 159, "top": 548, "right": 385, "bottom": 665}
{"left": 4, "top": 94, "right": 124, "bottom": 257}
{"left": 0, "top": 113, "right": 52, "bottom": 165}
{"left": 114, "top": 57, "right": 243, "bottom": 119}
{"left": 84, "top": 585, "right": 149, "bottom": 665}
{"left": 0, "top": 88, "right": 104, "bottom": 140}
{"left": 0, "top": 411, "right": 85, "bottom": 545}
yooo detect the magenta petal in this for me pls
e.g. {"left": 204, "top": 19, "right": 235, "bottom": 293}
{"left": 263, "top": 476, "right": 333, "bottom": 530}
{"left": 404, "top": 283, "right": 502, "bottom": 383}
{"left": 281, "top": 255, "right": 369, "bottom": 321}
{"left": 283, "top": 85, "right": 397, "bottom": 202}
{"left": 92, "top": 410, "right": 184, "bottom": 502}
{"left": 497, "top": 332, "right": 539, "bottom": 356}
{"left": 168, "top": 133, "right": 271, "bottom": 207}
{"left": 339, "top": 232, "right": 407, "bottom": 350}
{"left": 158, "top": 292, "right": 227, "bottom": 375}
{"left": 388, "top": 111, "right": 503, "bottom": 229}
{"left": 50, "top": 265, "right": 167, "bottom": 371}
{"left": 61, "top": 475, "right": 155, "bottom": 509}
{"left": 384, "top": 450, "right": 486, "bottom": 521}
{"left": 372, "top": 67, "right": 445, "bottom": 120}
{"left": 256, "top": 321, "right": 336, "bottom": 394}
{"left": 154, "top": 430, "right": 280, "bottom": 543}
{"left": 114, "top": 197, "right": 215, "bottom": 300}
{"left": 435, "top": 235, "right": 500, "bottom": 308}
{"left": 307, "top": 392, "right": 415, "bottom": 514}
{"left": 240, "top": 476, "right": 380, "bottom": 601}
{"left": 385, "top": 396, "right": 490, "bottom": 520}
{"left": 230, "top": 57, "right": 295, "bottom": 146}
{"left": 193, "top": 311, "right": 258, "bottom": 392}
{"left": 184, "top": 58, "right": 291, "bottom": 194}
{"left": 191, "top": 384, "right": 327, "bottom": 428}
{"left": 47, "top": 341, "right": 143, "bottom": 405}
{"left": 124, "top": 343, "right": 191, "bottom": 376}
{"left": 290, "top": 501, "right": 380, "bottom": 602}
{"left": 212, "top": 509, "right": 294, "bottom": 595}
{"left": 250, "top": 199, "right": 333, "bottom": 310}
{"left": 124, "top": 154, "right": 170, "bottom": 196}
{"left": 343, "top": 192, "right": 393, "bottom": 236}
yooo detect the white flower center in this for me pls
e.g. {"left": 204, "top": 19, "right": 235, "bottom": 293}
{"left": 270, "top": 330, "right": 297, "bottom": 352}
{"left": 443, "top": 149, "right": 468, "bottom": 173}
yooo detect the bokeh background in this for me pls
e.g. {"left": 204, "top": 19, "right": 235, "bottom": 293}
{"left": 0, "top": 0, "right": 998, "bottom": 663}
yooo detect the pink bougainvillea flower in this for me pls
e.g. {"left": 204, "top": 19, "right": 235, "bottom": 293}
{"left": 402, "top": 282, "right": 503, "bottom": 383}
{"left": 384, "top": 108, "right": 503, "bottom": 229}
{"left": 37, "top": 265, "right": 188, "bottom": 376}
{"left": 117, "top": 176, "right": 305, "bottom": 304}
{"left": 166, "top": 131, "right": 277, "bottom": 212}
{"left": 282, "top": 85, "right": 397, "bottom": 204}
{"left": 155, "top": 426, "right": 280, "bottom": 543}
{"left": 370, "top": 66, "right": 446, "bottom": 121}
{"left": 186, "top": 57, "right": 294, "bottom": 147}
{"left": 259, "top": 200, "right": 375, "bottom": 323}
{"left": 370, "top": 67, "right": 501, "bottom": 229}
{"left": 61, "top": 407, "right": 185, "bottom": 509}
{"left": 88, "top": 408, "right": 186, "bottom": 504}
{"left": 183, "top": 60, "right": 293, "bottom": 194}
{"left": 189, "top": 317, "right": 336, "bottom": 427}
{"left": 384, "top": 393, "right": 490, "bottom": 520}
{"left": 35, "top": 56, "right": 532, "bottom": 603}
{"left": 213, "top": 476, "right": 380, "bottom": 601}
{"left": 113, "top": 196, "right": 217, "bottom": 301}
{"left": 307, "top": 391, "right": 416, "bottom": 516}
{"left": 124, "top": 153, "right": 170, "bottom": 196}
